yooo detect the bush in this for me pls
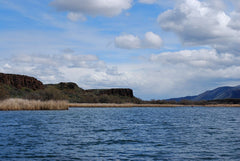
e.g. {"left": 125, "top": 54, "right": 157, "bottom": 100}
{"left": 26, "top": 87, "right": 68, "bottom": 101}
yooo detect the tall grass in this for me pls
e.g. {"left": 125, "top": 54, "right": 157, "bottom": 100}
{"left": 68, "top": 103, "right": 184, "bottom": 107}
{"left": 0, "top": 98, "right": 69, "bottom": 111}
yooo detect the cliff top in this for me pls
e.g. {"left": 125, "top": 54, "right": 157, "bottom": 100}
{"left": 0, "top": 73, "right": 44, "bottom": 90}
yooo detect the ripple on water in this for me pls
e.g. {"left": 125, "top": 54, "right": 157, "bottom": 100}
{"left": 0, "top": 107, "right": 240, "bottom": 160}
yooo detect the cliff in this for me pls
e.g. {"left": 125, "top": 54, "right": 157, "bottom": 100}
{"left": 46, "top": 82, "right": 84, "bottom": 91}
{"left": 46, "top": 83, "right": 136, "bottom": 103}
{"left": 86, "top": 88, "right": 134, "bottom": 98}
{"left": 0, "top": 73, "right": 44, "bottom": 90}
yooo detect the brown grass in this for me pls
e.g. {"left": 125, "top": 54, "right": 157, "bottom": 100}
{"left": 0, "top": 98, "right": 69, "bottom": 111}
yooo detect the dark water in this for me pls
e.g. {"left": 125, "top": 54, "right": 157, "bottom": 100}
{"left": 0, "top": 107, "right": 240, "bottom": 160}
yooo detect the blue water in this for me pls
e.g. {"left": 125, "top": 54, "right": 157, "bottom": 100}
{"left": 0, "top": 107, "right": 240, "bottom": 160}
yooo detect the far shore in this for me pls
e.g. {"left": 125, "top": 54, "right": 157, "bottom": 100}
{"left": 1, "top": 99, "right": 240, "bottom": 111}
{"left": 69, "top": 103, "right": 240, "bottom": 108}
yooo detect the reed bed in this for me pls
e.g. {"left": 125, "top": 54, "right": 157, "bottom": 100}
{"left": 0, "top": 98, "right": 69, "bottom": 111}
{"left": 68, "top": 103, "right": 185, "bottom": 108}
{"left": 69, "top": 103, "right": 240, "bottom": 108}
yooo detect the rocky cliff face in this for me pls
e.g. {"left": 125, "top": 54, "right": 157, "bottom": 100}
{"left": 86, "top": 88, "right": 134, "bottom": 97}
{"left": 56, "top": 82, "right": 84, "bottom": 91}
{"left": 0, "top": 73, "right": 44, "bottom": 90}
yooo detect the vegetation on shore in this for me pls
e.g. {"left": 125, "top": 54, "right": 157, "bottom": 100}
{"left": 1, "top": 83, "right": 240, "bottom": 107}
{"left": 0, "top": 98, "right": 68, "bottom": 111}
{"left": 1, "top": 73, "right": 240, "bottom": 108}
{"left": 69, "top": 103, "right": 240, "bottom": 108}
{"left": 143, "top": 98, "right": 240, "bottom": 106}
{"left": 69, "top": 103, "right": 185, "bottom": 108}
{"left": 0, "top": 83, "right": 141, "bottom": 104}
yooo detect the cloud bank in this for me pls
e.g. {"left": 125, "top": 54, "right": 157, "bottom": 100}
{"left": 157, "top": 0, "right": 240, "bottom": 54}
{"left": 2, "top": 48, "right": 240, "bottom": 99}
{"left": 0, "top": 53, "right": 130, "bottom": 90}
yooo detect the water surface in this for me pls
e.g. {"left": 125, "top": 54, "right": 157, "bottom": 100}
{"left": 0, "top": 107, "right": 240, "bottom": 160}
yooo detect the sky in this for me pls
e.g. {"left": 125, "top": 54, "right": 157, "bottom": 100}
{"left": 0, "top": 0, "right": 240, "bottom": 100}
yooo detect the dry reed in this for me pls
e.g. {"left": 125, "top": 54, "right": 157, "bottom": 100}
{"left": 69, "top": 103, "right": 240, "bottom": 108}
{"left": 68, "top": 103, "right": 184, "bottom": 108}
{"left": 0, "top": 98, "right": 69, "bottom": 111}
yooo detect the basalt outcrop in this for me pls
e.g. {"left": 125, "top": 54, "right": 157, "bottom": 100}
{"left": 0, "top": 73, "right": 44, "bottom": 90}
{"left": 47, "top": 82, "right": 84, "bottom": 91}
{"left": 86, "top": 88, "right": 134, "bottom": 97}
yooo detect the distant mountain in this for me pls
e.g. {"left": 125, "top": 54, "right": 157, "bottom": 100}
{"left": 169, "top": 85, "right": 240, "bottom": 101}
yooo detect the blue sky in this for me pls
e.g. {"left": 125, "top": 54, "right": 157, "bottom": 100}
{"left": 1, "top": 0, "right": 240, "bottom": 99}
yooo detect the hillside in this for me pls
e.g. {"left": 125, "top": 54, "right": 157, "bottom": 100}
{"left": 169, "top": 85, "right": 240, "bottom": 101}
{"left": 0, "top": 73, "right": 141, "bottom": 103}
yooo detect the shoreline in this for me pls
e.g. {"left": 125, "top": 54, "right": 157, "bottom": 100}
{"left": 1, "top": 100, "right": 240, "bottom": 111}
{"left": 69, "top": 103, "right": 240, "bottom": 108}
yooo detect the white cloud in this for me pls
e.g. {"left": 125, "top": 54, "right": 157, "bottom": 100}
{"left": 62, "top": 48, "right": 75, "bottom": 54}
{"left": 150, "top": 49, "right": 240, "bottom": 69}
{"left": 230, "top": 0, "right": 240, "bottom": 11}
{"left": 3, "top": 64, "right": 11, "bottom": 69}
{"left": 115, "top": 34, "right": 141, "bottom": 49}
{"left": 0, "top": 53, "right": 128, "bottom": 90}
{"left": 207, "top": 0, "right": 226, "bottom": 10}
{"left": 51, "top": 0, "right": 133, "bottom": 19}
{"left": 157, "top": 0, "right": 240, "bottom": 54}
{"left": 115, "top": 32, "right": 163, "bottom": 49}
{"left": 143, "top": 32, "right": 163, "bottom": 49}
{"left": 12, "top": 54, "right": 101, "bottom": 69}
{"left": 228, "top": 11, "right": 240, "bottom": 30}
{"left": 139, "top": 0, "right": 157, "bottom": 4}
{"left": 67, "top": 12, "right": 86, "bottom": 21}
{"left": 0, "top": 53, "right": 101, "bottom": 82}
{"left": 138, "top": 0, "right": 175, "bottom": 6}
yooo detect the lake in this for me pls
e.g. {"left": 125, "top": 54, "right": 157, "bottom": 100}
{"left": 0, "top": 107, "right": 240, "bottom": 160}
